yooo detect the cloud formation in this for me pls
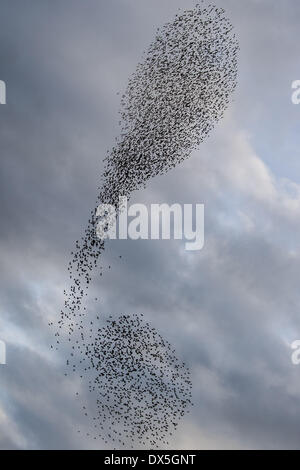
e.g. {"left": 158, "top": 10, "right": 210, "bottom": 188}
{"left": 1, "top": 0, "right": 300, "bottom": 449}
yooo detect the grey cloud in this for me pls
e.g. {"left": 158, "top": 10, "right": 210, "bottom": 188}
{"left": 1, "top": 0, "right": 300, "bottom": 450}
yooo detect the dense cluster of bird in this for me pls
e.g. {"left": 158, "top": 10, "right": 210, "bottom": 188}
{"left": 76, "top": 314, "right": 192, "bottom": 448}
{"left": 50, "top": 3, "right": 238, "bottom": 448}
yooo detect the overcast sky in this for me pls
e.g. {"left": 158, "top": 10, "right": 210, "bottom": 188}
{"left": 1, "top": 0, "right": 300, "bottom": 449}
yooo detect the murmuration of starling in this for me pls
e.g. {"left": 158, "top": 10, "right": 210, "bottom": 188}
{"left": 50, "top": 2, "right": 239, "bottom": 449}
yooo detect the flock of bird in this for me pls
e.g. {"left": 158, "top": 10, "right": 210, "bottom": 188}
{"left": 50, "top": 2, "right": 238, "bottom": 448}
{"left": 77, "top": 313, "right": 192, "bottom": 448}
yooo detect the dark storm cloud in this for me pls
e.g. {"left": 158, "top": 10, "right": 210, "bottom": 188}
{"left": 1, "top": 0, "right": 300, "bottom": 450}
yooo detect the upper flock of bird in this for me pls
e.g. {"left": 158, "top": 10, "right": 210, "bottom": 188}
{"left": 50, "top": 2, "right": 239, "bottom": 448}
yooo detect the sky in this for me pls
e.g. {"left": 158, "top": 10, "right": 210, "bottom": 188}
{"left": 1, "top": 0, "right": 300, "bottom": 449}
